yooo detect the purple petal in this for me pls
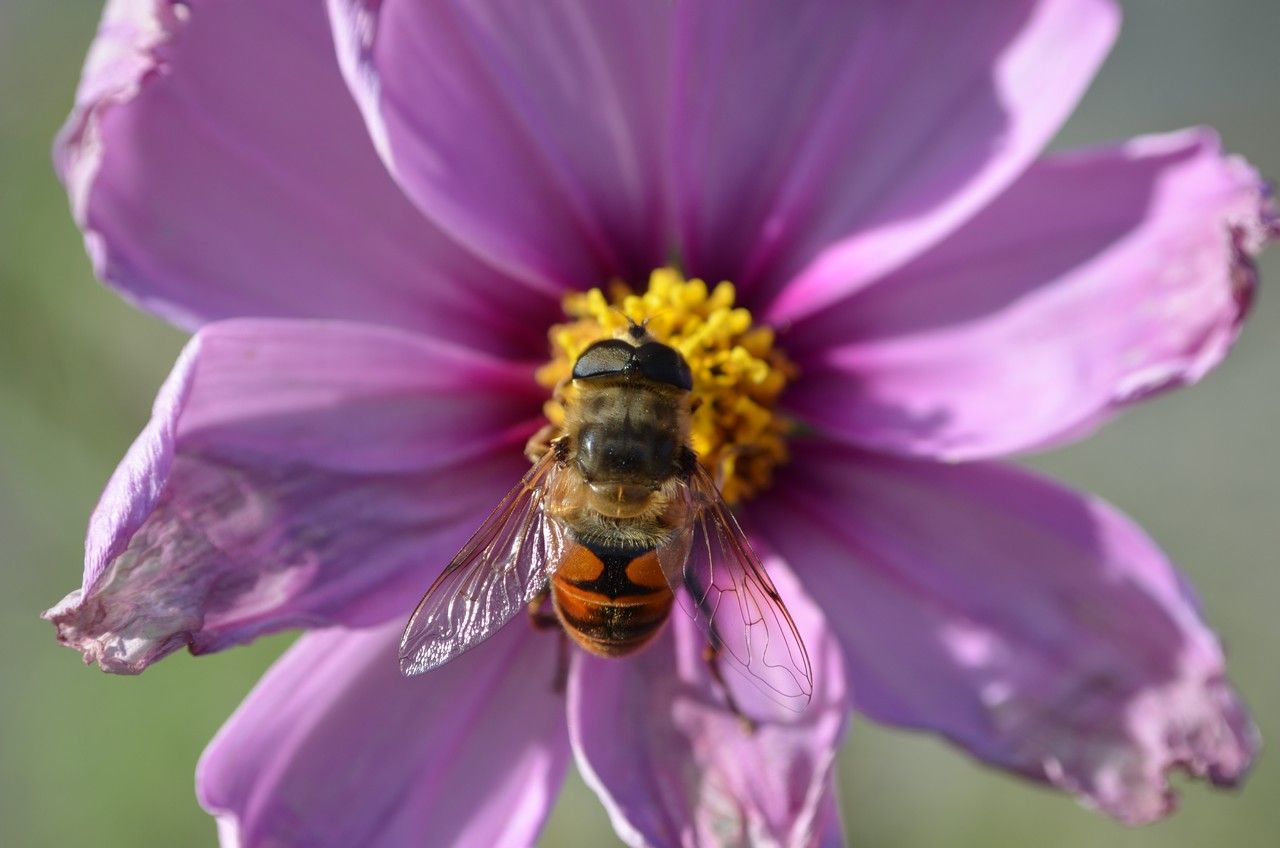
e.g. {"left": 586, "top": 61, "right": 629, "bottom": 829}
{"left": 44, "top": 319, "right": 540, "bottom": 673}
{"left": 326, "top": 0, "right": 674, "bottom": 292}
{"left": 786, "top": 130, "right": 1277, "bottom": 460}
{"left": 569, "top": 562, "right": 849, "bottom": 848}
{"left": 749, "top": 441, "right": 1257, "bottom": 824}
{"left": 668, "top": 0, "right": 1117, "bottom": 319}
{"left": 59, "top": 0, "right": 553, "bottom": 354}
{"left": 198, "top": 621, "right": 569, "bottom": 847}
{"left": 813, "top": 791, "right": 847, "bottom": 848}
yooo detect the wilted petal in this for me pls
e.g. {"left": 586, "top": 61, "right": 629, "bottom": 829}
{"left": 749, "top": 442, "right": 1257, "bottom": 824}
{"left": 327, "top": 0, "right": 673, "bottom": 292}
{"left": 199, "top": 621, "right": 569, "bottom": 848}
{"left": 569, "top": 563, "right": 848, "bottom": 848}
{"left": 59, "top": 0, "right": 552, "bottom": 353}
{"left": 669, "top": 0, "right": 1116, "bottom": 319}
{"left": 787, "top": 130, "right": 1277, "bottom": 460}
{"left": 44, "top": 319, "right": 539, "bottom": 673}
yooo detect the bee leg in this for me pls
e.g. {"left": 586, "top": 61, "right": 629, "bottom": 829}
{"left": 552, "top": 631, "right": 570, "bottom": 695}
{"left": 526, "top": 591, "right": 560, "bottom": 631}
{"left": 524, "top": 423, "right": 561, "bottom": 463}
{"left": 527, "top": 592, "right": 570, "bottom": 695}
{"left": 689, "top": 569, "right": 756, "bottom": 733}
{"left": 703, "top": 642, "right": 757, "bottom": 734}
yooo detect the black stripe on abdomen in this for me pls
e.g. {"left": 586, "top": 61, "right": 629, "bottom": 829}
{"left": 566, "top": 541, "right": 663, "bottom": 600}
{"left": 555, "top": 596, "right": 672, "bottom": 656}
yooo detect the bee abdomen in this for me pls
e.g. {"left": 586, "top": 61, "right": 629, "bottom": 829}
{"left": 551, "top": 542, "right": 675, "bottom": 657}
{"left": 553, "top": 594, "right": 674, "bottom": 656}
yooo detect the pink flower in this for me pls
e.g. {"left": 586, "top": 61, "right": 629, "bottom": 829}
{"left": 47, "top": 1, "right": 1275, "bottom": 845}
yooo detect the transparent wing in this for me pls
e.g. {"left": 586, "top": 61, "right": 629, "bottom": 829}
{"left": 656, "top": 465, "right": 814, "bottom": 708}
{"left": 399, "top": 453, "right": 566, "bottom": 676}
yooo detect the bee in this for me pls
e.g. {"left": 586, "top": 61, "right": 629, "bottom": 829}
{"left": 399, "top": 322, "right": 812, "bottom": 709}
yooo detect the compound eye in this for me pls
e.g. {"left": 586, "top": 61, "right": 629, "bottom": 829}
{"left": 572, "top": 339, "right": 635, "bottom": 380}
{"left": 635, "top": 342, "right": 693, "bottom": 391}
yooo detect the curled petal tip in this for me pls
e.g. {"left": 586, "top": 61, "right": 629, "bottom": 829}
{"left": 42, "top": 587, "right": 185, "bottom": 675}
{"left": 1042, "top": 674, "right": 1258, "bottom": 826}
{"left": 1226, "top": 167, "right": 1280, "bottom": 321}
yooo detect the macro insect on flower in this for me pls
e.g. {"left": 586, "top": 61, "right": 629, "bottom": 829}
{"left": 46, "top": 1, "right": 1275, "bottom": 846}
{"left": 400, "top": 312, "right": 814, "bottom": 717}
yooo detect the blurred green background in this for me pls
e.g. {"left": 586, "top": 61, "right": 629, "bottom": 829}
{"left": 1, "top": 2, "right": 1277, "bottom": 845}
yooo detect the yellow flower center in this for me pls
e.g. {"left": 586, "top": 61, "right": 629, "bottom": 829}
{"left": 537, "top": 268, "right": 795, "bottom": 504}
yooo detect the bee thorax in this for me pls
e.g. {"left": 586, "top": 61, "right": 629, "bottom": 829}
{"left": 576, "top": 423, "right": 677, "bottom": 486}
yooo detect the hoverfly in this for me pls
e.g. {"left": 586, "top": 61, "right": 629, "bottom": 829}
{"left": 400, "top": 322, "right": 812, "bottom": 709}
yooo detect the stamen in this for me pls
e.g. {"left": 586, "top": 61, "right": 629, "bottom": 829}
{"left": 538, "top": 268, "right": 795, "bottom": 503}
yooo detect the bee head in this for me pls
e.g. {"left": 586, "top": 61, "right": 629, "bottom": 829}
{"left": 571, "top": 334, "right": 693, "bottom": 391}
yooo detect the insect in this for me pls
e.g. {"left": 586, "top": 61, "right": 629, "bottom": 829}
{"left": 400, "top": 322, "right": 813, "bottom": 711}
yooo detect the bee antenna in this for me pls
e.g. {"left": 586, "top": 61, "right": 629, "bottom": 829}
{"left": 643, "top": 307, "right": 675, "bottom": 327}
{"left": 610, "top": 305, "right": 649, "bottom": 340}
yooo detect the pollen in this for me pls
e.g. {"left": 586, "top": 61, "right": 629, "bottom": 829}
{"left": 538, "top": 268, "right": 795, "bottom": 504}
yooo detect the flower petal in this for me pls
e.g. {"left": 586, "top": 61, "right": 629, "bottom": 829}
{"left": 44, "top": 319, "right": 540, "bottom": 673}
{"left": 326, "top": 0, "right": 674, "bottom": 292}
{"left": 748, "top": 441, "right": 1257, "bottom": 824}
{"left": 667, "top": 0, "right": 1117, "bottom": 319}
{"left": 813, "top": 791, "right": 847, "bottom": 848}
{"left": 59, "top": 0, "right": 552, "bottom": 353}
{"left": 198, "top": 621, "right": 569, "bottom": 848}
{"left": 785, "top": 130, "right": 1277, "bottom": 460}
{"left": 569, "top": 562, "right": 849, "bottom": 848}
